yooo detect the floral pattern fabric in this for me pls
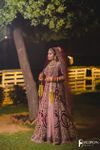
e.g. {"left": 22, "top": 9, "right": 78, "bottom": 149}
{"left": 31, "top": 61, "right": 77, "bottom": 144}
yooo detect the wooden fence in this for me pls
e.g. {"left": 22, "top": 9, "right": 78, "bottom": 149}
{"left": 68, "top": 66, "right": 100, "bottom": 92}
{"left": 0, "top": 66, "right": 100, "bottom": 104}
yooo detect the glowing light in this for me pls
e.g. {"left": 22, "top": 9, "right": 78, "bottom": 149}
{"left": 67, "top": 56, "right": 74, "bottom": 65}
{"left": 4, "top": 35, "right": 8, "bottom": 39}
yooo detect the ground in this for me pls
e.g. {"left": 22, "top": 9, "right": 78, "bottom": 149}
{"left": 0, "top": 114, "right": 30, "bottom": 133}
{"left": 0, "top": 92, "right": 100, "bottom": 150}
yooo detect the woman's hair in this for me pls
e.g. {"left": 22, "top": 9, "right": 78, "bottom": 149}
{"left": 48, "top": 48, "right": 56, "bottom": 55}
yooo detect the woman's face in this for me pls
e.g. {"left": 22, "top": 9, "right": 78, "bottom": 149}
{"left": 48, "top": 49, "right": 55, "bottom": 61}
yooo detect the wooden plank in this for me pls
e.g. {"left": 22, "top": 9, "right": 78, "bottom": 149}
{"left": 0, "top": 67, "right": 100, "bottom": 103}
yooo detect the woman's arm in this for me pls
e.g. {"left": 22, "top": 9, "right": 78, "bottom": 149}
{"left": 52, "top": 76, "right": 65, "bottom": 82}
{"left": 57, "top": 76, "right": 65, "bottom": 82}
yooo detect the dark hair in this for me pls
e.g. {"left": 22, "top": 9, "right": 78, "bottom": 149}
{"left": 49, "top": 48, "right": 56, "bottom": 55}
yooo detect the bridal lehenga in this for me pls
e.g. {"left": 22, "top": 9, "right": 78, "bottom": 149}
{"left": 31, "top": 47, "right": 78, "bottom": 144}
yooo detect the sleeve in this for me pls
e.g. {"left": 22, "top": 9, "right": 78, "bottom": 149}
{"left": 58, "top": 62, "right": 64, "bottom": 76}
{"left": 42, "top": 66, "right": 47, "bottom": 76}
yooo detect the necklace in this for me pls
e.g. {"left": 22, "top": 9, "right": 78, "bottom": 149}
{"left": 48, "top": 60, "right": 56, "bottom": 66}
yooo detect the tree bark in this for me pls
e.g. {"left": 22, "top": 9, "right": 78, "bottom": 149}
{"left": 13, "top": 28, "right": 38, "bottom": 121}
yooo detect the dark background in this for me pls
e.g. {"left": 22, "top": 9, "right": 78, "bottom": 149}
{"left": 0, "top": 26, "right": 100, "bottom": 71}
{"left": 0, "top": 0, "right": 100, "bottom": 72}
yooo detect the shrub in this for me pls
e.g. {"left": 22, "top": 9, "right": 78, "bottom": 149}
{"left": 95, "top": 82, "right": 100, "bottom": 90}
{"left": 9, "top": 85, "right": 27, "bottom": 105}
{"left": 0, "top": 87, "right": 4, "bottom": 105}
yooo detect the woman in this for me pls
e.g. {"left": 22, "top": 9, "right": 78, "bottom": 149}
{"left": 31, "top": 47, "right": 77, "bottom": 144}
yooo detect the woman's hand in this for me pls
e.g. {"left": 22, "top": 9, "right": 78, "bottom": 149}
{"left": 38, "top": 72, "right": 44, "bottom": 81}
{"left": 45, "top": 77, "right": 53, "bottom": 82}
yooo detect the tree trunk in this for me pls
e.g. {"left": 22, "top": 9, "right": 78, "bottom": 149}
{"left": 13, "top": 28, "right": 38, "bottom": 121}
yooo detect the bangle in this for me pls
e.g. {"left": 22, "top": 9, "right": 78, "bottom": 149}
{"left": 51, "top": 77, "right": 53, "bottom": 82}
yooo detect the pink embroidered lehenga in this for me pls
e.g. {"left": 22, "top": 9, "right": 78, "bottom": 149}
{"left": 31, "top": 47, "right": 77, "bottom": 144}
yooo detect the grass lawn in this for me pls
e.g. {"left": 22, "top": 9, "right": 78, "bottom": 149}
{"left": 0, "top": 104, "right": 28, "bottom": 115}
{"left": 0, "top": 131, "right": 77, "bottom": 150}
{"left": 0, "top": 92, "right": 100, "bottom": 150}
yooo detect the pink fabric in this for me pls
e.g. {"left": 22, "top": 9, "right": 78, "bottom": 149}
{"left": 31, "top": 47, "right": 77, "bottom": 144}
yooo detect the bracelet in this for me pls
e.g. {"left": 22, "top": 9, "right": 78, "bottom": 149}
{"left": 57, "top": 77, "right": 59, "bottom": 82}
